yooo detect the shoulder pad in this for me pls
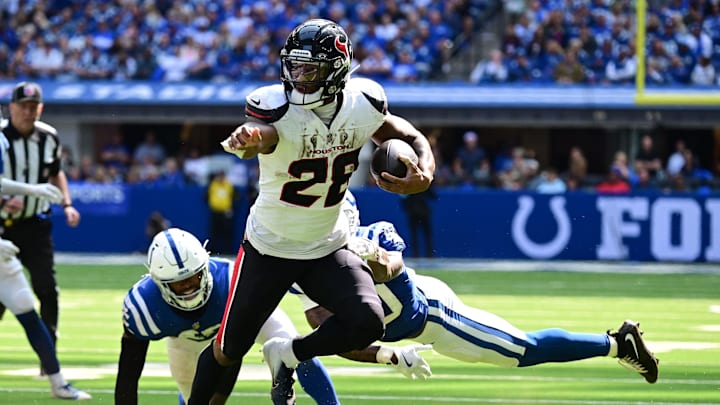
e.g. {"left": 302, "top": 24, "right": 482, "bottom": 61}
{"left": 348, "top": 77, "right": 388, "bottom": 114}
{"left": 209, "top": 257, "right": 233, "bottom": 268}
{"left": 209, "top": 257, "right": 232, "bottom": 280}
{"left": 34, "top": 121, "right": 58, "bottom": 136}
{"left": 245, "top": 85, "right": 289, "bottom": 124}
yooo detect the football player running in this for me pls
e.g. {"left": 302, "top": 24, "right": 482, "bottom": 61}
{"left": 0, "top": 133, "right": 91, "bottom": 400}
{"left": 189, "top": 18, "right": 434, "bottom": 405}
{"left": 115, "top": 228, "right": 340, "bottom": 405}
{"left": 294, "top": 192, "right": 660, "bottom": 385}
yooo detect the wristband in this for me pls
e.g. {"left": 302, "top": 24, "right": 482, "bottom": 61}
{"left": 375, "top": 346, "right": 396, "bottom": 365}
{"left": 63, "top": 203, "right": 73, "bottom": 208}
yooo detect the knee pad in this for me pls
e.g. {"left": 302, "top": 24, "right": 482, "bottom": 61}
{"left": 10, "top": 287, "right": 36, "bottom": 314}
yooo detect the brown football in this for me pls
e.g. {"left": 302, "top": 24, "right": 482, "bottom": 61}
{"left": 371, "top": 139, "right": 418, "bottom": 178}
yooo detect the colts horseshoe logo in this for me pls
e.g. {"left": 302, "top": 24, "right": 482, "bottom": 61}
{"left": 511, "top": 196, "right": 571, "bottom": 259}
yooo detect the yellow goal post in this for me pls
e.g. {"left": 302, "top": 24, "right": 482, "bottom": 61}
{"left": 634, "top": 0, "right": 720, "bottom": 105}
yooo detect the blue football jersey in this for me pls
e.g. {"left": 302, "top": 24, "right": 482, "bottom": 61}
{"left": 122, "top": 257, "right": 232, "bottom": 342}
{"left": 357, "top": 222, "right": 428, "bottom": 342}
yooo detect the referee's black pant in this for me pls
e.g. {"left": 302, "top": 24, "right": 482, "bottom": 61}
{"left": 0, "top": 216, "right": 58, "bottom": 343}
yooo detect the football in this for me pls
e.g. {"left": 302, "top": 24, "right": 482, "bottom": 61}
{"left": 371, "top": 139, "right": 418, "bottom": 178}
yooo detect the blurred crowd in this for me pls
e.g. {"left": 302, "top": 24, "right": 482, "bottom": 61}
{"left": 63, "top": 131, "right": 259, "bottom": 190}
{"left": 64, "top": 130, "right": 717, "bottom": 195}
{"left": 430, "top": 130, "right": 718, "bottom": 194}
{"left": 0, "top": 0, "right": 491, "bottom": 83}
{"left": 470, "top": 0, "right": 720, "bottom": 85}
{"left": 4, "top": 0, "right": 718, "bottom": 86}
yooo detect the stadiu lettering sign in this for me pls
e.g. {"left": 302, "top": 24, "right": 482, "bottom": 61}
{"left": 52, "top": 83, "right": 254, "bottom": 103}
{"left": 511, "top": 195, "right": 720, "bottom": 262}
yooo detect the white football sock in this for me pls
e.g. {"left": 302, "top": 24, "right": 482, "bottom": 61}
{"left": 607, "top": 336, "right": 619, "bottom": 358}
{"left": 48, "top": 372, "right": 66, "bottom": 388}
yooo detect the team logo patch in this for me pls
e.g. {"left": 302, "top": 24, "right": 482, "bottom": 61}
{"left": 335, "top": 36, "right": 349, "bottom": 59}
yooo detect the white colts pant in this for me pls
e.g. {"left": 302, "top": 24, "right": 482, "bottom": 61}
{"left": 412, "top": 275, "right": 530, "bottom": 367}
{"left": 0, "top": 256, "right": 35, "bottom": 315}
{"left": 167, "top": 307, "right": 300, "bottom": 400}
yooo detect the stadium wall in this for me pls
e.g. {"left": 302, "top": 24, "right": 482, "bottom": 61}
{"left": 52, "top": 185, "right": 720, "bottom": 263}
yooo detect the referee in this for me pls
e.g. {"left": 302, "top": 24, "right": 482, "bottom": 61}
{"left": 0, "top": 82, "right": 80, "bottom": 362}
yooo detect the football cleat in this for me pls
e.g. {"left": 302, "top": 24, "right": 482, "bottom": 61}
{"left": 52, "top": 383, "right": 92, "bottom": 400}
{"left": 263, "top": 337, "right": 297, "bottom": 405}
{"left": 270, "top": 363, "right": 296, "bottom": 405}
{"left": 608, "top": 320, "right": 659, "bottom": 383}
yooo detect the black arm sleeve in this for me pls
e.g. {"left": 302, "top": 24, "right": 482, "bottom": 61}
{"left": 115, "top": 329, "right": 150, "bottom": 405}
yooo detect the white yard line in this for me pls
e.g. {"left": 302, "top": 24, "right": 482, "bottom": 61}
{"left": 2, "top": 364, "right": 719, "bottom": 386}
{"left": 0, "top": 387, "right": 718, "bottom": 405}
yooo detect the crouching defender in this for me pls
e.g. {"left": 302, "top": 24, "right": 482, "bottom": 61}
{"left": 115, "top": 228, "right": 340, "bottom": 404}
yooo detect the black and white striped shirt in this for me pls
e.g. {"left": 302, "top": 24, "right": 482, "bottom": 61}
{"left": 0, "top": 119, "right": 62, "bottom": 220}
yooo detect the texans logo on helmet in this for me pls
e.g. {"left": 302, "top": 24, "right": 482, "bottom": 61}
{"left": 334, "top": 36, "right": 349, "bottom": 59}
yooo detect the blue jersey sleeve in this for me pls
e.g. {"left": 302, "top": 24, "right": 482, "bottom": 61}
{"left": 122, "top": 276, "right": 169, "bottom": 340}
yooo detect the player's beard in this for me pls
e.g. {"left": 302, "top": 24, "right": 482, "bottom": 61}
{"left": 288, "top": 88, "right": 326, "bottom": 109}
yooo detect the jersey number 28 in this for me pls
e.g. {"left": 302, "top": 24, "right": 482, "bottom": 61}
{"left": 280, "top": 150, "right": 360, "bottom": 207}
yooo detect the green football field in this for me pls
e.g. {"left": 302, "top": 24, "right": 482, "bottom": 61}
{"left": 0, "top": 263, "right": 718, "bottom": 404}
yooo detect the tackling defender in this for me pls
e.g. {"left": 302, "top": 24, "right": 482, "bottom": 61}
{"left": 115, "top": 228, "right": 340, "bottom": 404}
{"left": 294, "top": 192, "right": 660, "bottom": 384}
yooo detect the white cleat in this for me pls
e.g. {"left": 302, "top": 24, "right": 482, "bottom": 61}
{"left": 52, "top": 383, "right": 92, "bottom": 400}
{"left": 262, "top": 337, "right": 297, "bottom": 405}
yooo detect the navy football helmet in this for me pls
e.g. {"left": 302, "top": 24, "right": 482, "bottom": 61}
{"left": 280, "top": 19, "right": 353, "bottom": 109}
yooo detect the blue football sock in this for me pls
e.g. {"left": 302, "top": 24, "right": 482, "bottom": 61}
{"left": 296, "top": 357, "right": 340, "bottom": 405}
{"left": 520, "top": 328, "right": 610, "bottom": 367}
{"left": 15, "top": 311, "right": 60, "bottom": 375}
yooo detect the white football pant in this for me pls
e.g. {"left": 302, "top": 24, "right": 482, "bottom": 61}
{"left": 0, "top": 256, "right": 36, "bottom": 314}
{"left": 167, "top": 307, "right": 300, "bottom": 400}
{"left": 412, "top": 275, "right": 529, "bottom": 367}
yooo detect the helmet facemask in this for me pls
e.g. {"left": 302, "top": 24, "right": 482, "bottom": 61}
{"left": 280, "top": 19, "right": 352, "bottom": 109}
{"left": 146, "top": 228, "right": 214, "bottom": 311}
{"left": 156, "top": 263, "right": 211, "bottom": 311}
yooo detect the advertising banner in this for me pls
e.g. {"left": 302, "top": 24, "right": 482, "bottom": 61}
{"left": 51, "top": 187, "right": 720, "bottom": 262}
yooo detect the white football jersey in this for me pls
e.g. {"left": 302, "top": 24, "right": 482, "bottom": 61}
{"left": 245, "top": 77, "right": 387, "bottom": 259}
